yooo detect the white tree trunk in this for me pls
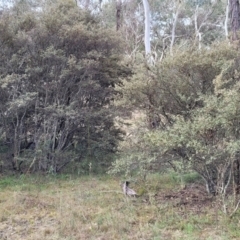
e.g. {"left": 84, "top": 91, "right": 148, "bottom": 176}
{"left": 142, "top": 0, "right": 151, "bottom": 55}
{"left": 194, "top": 5, "right": 202, "bottom": 49}
{"left": 225, "top": 0, "right": 229, "bottom": 39}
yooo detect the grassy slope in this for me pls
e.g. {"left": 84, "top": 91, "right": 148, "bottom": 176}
{"left": 0, "top": 174, "right": 239, "bottom": 240}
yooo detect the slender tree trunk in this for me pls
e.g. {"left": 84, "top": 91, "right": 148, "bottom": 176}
{"left": 99, "top": 0, "right": 102, "bottom": 11}
{"left": 170, "top": 2, "right": 181, "bottom": 55}
{"left": 234, "top": 159, "right": 240, "bottom": 194}
{"left": 230, "top": 0, "right": 240, "bottom": 40}
{"left": 225, "top": 0, "right": 230, "bottom": 39}
{"left": 116, "top": 0, "right": 122, "bottom": 31}
{"left": 142, "top": 0, "right": 151, "bottom": 55}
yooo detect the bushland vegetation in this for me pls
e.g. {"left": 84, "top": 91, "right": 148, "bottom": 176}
{"left": 1, "top": 1, "right": 240, "bottom": 236}
{"left": 0, "top": 0, "right": 131, "bottom": 174}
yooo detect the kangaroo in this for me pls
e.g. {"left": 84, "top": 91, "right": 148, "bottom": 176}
{"left": 122, "top": 181, "right": 137, "bottom": 197}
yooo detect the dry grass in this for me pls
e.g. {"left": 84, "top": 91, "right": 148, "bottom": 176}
{"left": 0, "top": 174, "right": 239, "bottom": 240}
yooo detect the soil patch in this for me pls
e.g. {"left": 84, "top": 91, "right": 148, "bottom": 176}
{"left": 155, "top": 184, "right": 216, "bottom": 215}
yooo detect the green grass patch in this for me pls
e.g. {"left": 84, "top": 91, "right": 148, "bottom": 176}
{"left": 0, "top": 176, "right": 20, "bottom": 189}
{"left": 0, "top": 173, "right": 238, "bottom": 240}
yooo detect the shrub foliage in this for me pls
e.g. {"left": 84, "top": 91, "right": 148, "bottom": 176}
{"left": 0, "top": 0, "right": 131, "bottom": 173}
{"left": 110, "top": 42, "right": 240, "bottom": 195}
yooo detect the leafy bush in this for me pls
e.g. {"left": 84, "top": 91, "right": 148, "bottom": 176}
{"left": 0, "top": 0, "right": 131, "bottom": 173}
{"left": 110, "top": 42, "right": 240, "bottom": 196}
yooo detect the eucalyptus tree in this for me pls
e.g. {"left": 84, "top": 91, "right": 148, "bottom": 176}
{"left": 142, "top": 0, "right": 151, "bottom": 55}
